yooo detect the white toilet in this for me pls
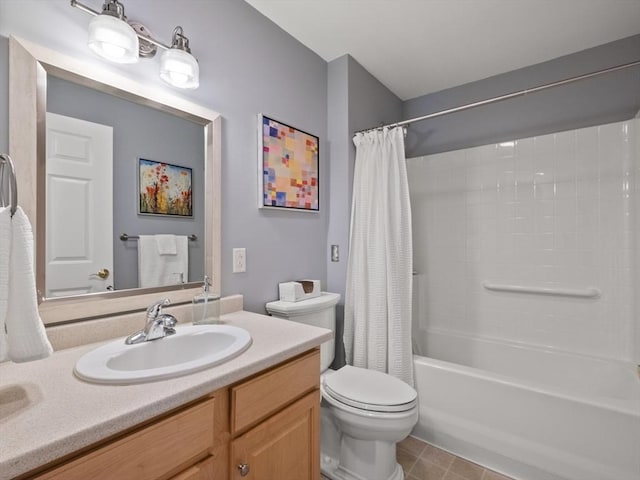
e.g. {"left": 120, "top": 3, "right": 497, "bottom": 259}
{"left": 266, "top": 292, "right": 418, "bottom": 480}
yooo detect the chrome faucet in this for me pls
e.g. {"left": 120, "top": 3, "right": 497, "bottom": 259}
{"left": 125, "top": 298, "right": 178, "bottom": 345}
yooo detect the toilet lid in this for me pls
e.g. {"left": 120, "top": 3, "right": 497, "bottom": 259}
{"left": 323, "top": 365, "right": 417, "bottom": 413}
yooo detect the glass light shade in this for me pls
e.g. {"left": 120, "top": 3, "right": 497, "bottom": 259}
{"left": 159, "top": 48, "right": 200, "bottom": 89}
{"left": 88, "top": 14, "right": 139, "bottom": 64}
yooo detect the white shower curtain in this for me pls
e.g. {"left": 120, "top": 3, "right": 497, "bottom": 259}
{"left": 344, "top": 127, "right": 414, "bottom": 386}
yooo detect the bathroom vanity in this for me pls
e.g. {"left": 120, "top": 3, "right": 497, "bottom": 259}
{"left": 0, "top": 309, "right": 331, "bottom": 480}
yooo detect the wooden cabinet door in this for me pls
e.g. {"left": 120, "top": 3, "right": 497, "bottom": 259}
{"left": 231, "top": 390, "right": 320, "bottom": 480}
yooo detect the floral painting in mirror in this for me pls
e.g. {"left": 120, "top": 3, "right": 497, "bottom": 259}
{"left": 138, "top": 158, "right": 193, "bottom": 217}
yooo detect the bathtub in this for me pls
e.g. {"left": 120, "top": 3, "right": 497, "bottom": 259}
{"left": 411, "top": 329, "right": 640, "bottom": 480}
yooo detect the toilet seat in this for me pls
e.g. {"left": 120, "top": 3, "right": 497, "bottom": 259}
{"left": 322, "top": 365, "right": 417, "bottom": 413}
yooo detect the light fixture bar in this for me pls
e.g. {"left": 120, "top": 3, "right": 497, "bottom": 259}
{"left": 70, "top": 0, "right": 101, "bottom": 16}
{"left": 71, "top": 0, "right": 170, "bottom": 50}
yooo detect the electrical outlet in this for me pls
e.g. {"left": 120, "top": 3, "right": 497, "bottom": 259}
{"left": 233, "top": 248, "right": 246, "bottom": 273}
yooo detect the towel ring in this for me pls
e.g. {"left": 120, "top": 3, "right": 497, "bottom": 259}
{"left": 0, "top": 153, "right": 18, "bottom": 217}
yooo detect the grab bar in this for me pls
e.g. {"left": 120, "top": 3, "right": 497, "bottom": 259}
{"left": 0, "top": 153, "right": 18, "bottom": 217}
{"left": 482, "top": 282, "right": 601, "bottom": 299}
{"left": 120, "top": 233, "right": 197, "bottom": 241}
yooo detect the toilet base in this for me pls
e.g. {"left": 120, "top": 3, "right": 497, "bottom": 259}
{"left": 320, "top": 415, "right": 406, "bottom": 480}
{"left": 320, "top": 400, "right": 413, "bottom": 480}
{"left": 321, "top": 454, "right": 404, "bottom": 480}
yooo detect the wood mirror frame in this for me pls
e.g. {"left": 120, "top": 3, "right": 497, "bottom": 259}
{"left": 9, "top": 36, "right": 221, "bottom": 325}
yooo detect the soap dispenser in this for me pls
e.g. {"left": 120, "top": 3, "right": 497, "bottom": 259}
{"left": 192, "top": 276, "right": 220, "bottom": 324}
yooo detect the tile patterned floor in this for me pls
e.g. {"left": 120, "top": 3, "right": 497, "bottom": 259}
{"left": 321, "top": 436, "right": 513, "bottom": 480}
{"left": 397, "top": 436, "right": 513, "bottom": 480}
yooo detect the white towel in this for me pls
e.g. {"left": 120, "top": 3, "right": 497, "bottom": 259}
{"left": 0, "top": 207, "right": 53, "bottom": 363}
{"left": 0, "top": 207, "right": 10, "bottom": 362}
{"left": 138, "top": 235, "right": 189, "bottom": 288}
{"left": 155, "top": 234, "right": 177, "bottom": 255}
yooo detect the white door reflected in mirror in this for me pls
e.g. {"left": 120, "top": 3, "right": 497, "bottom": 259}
{"left": 46, "top": 113, "right": 114, "bottom": 297}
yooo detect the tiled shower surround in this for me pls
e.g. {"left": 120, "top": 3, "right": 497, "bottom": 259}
{"left": 408, "top": 119, "right": 638, "bottom": 362}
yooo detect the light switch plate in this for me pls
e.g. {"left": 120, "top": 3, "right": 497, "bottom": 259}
{"left": 331, "top": 244, "right": 339, "bottom": 262}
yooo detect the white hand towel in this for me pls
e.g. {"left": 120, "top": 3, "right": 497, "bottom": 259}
{"left": 138, "top": 235, "right": 189, "bottom": 288}
{"left": 4, "top": 207, "right": 53, "bottom": 362}
{"left": 155, "top": 234, "right": 177, "bottom": 255}
{"left": 0, "top": 207, "right": 10, "bottom": 362}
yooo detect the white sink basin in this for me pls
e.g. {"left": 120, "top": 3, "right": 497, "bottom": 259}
{"left": 74, "top": 324, "right": 252, "bottom": 385}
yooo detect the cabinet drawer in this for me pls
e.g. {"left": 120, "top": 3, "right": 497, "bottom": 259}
{"left": 231, "top": 349, "right": 319, "bottom": 434}
{"left": 35, "top": 398, "right": 215, "bottom": 480}
{"left": 170, "top": 455, "right": 216, "bottom": 480}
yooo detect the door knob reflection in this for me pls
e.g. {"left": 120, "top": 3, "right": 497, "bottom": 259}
{"left": 90, "top": 268, "right": 110, "bottom": 280}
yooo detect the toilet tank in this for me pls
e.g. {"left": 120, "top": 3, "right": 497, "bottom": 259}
{"left": 266, "top": 292, "right": 341, "bottom": 372}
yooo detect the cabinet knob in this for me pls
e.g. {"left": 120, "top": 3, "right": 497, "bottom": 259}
{"left": 237, "top": 463, "right": 250, "bottom": 476}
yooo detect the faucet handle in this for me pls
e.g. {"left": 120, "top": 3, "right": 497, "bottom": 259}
{"left": 162, "top": 314, "right": 177, "bottom": 328}
{"left": 147, "top": 298, "right": 171, "bottom": 318}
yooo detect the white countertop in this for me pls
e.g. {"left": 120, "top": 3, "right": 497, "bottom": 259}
{"left": 0, "top": 311, "right": 332, "bottom": 480}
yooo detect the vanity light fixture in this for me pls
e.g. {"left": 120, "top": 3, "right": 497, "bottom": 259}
{"left": 71, "top": 0, "right": 200, "bottom": 89}
{"left": 159, "top": 27, "right": 200, "bottom": 89}
{"left": 86, "top": 0, "right": 139, "bottom": 63}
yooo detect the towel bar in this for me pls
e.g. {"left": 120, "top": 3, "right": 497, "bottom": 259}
{"left": 482, "top": 282, "right": 601, "bottom": 299}
{"left": 120, "top": 233, "right": 197, "bottom": 241}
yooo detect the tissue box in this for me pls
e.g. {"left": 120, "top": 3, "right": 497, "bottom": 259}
{"left": 278, "top": 280, "right": 321, "bottom": 302}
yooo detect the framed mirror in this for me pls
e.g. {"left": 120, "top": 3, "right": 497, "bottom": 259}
{"left": 9, "top": 36, "right": 221, "bottom": 325}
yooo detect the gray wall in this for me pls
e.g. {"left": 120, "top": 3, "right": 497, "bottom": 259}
{"left": 47, "top": 76, "right": 205, "bottom": 290}
{"left": 0, "top": 0, "right": 328, "bottom": 314}
{"left": 404, "top": 34, "right": 640, "bottom": 157}
{"left": 326, "top": 56, "right": 350, "bottom": 300}
{"left": 326, "top": 55, "right": 403, "bottom": 300}
{"left": 326, "top": 54, "right": 403, "bottom": 367}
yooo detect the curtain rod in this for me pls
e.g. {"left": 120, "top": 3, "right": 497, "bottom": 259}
{"left": 355, "top": 59, "right": 640, "bottom": 135}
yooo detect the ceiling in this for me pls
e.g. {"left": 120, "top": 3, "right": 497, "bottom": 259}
{"left": 245, "top": 0, "right": 640, "bottom": 101}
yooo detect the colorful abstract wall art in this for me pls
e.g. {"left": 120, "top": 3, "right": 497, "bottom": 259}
{"left": 139, "top": 158, "right": 193, "bottom": 217}
{"left": 258, "top": 115, "right": 319, "bottom": 211}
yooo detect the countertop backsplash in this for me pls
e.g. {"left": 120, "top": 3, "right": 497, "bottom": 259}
{"left": 44, "top": 294, "right": 244, "bottom": 351}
